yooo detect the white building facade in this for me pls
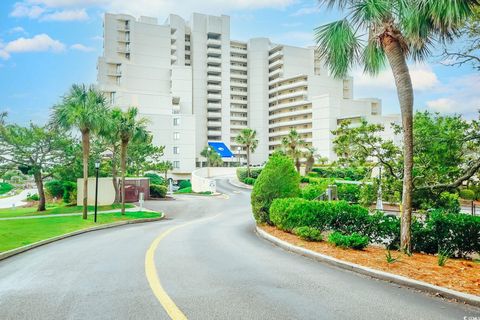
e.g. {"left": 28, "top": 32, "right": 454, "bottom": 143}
{"left": 97, "top": 12, "right": 399, "bottom": 176}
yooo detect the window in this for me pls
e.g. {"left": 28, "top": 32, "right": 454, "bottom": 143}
{"left": 173, "top": 146, "right": 180, "bottom": 154}
{"left": 173, "top": 117, "right": 180, "bottom": 126}
{"left": 110, "top": 92, "right": 116, "bottom": 104}
{"left": 173, "top": 132, "right": 180, "bottom": 140}
{"left": 173, "top": 161, "right": 180, "bottom": 169}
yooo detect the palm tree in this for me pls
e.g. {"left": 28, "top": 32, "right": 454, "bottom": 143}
{"left": 200, "top": 146, "right": 224, "bottom": 167}
{"left": 282, "top": 129, "right": 305, "bottom": 172}
{"left": 112, "top": 107, "right": 149, "bottom": 215}
{"left": 158, "top": 160, "right": 173, "bottom": 182}
{"left": 235, "top": 128, "right": 259, "bottom": 177}
{"left": 52, "top": 84, "right": 108, "bottom": 219}
{"left": 314, "top": 0, "right": 478, "bottom": 253}
{"left": 304, "top": 147, "right": 317, "bottom": 174}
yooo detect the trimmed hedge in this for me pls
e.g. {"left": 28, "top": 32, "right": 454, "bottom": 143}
{"left": 150, "top": 184, "right": 167, "bottom": 198}
{"left": 178, "top": 180, "right": 191, "bottom": 190}
{"left": 244, "top": 177, "right": 256, "bottom": 185}
{"left": 294, "top": 226, "right": 323, "bottom": 241}
{"left": 311, "top": 167, "right": 368, "bottom": 181}
{"left": 145, "top": 173, "right": 165, "bottom": 186}
{"left": 0, "top": 182, "right": 13, "bottom": 195}
{"left": 251, "top": 154, "right": 300, "bottom": 224}
{"left": 269, "top": 198, "right": 480, "bottom": 256}
{"left": 459, "top": 189, "right": 475, "bottom": 200}
{"left": 328, "top": 232, "right": 369, "bottom": 250}
{"left": 237, "top": 167, "right": 263, "bottom": 181}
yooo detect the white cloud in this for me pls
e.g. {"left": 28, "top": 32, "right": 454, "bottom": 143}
{"left": 41, "top": 9, "right": 88, "bottom": 21}
{"left": 291, "top": 5, "right": 319, "bottom": 16}
{"left": 425, "top": 74, "right": 480, "bottom": 115}
{"left": 8, "top": 26, "right": 27, "bottom": 35}
{"left": 70, "top": 43, "right": 95, "bottom": 52}
{"left": 10, "top": 2, "right": 45, "bottom": 18}
{"left": 353, "top": 64, "right": 439, "bottom": 92}
{"left": 0, "top": 34, "right": 65, "bottom": 59}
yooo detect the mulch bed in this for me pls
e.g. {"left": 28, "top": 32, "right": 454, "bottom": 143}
{"left": 261, "top": 225, "right": 480, "bottom": 296}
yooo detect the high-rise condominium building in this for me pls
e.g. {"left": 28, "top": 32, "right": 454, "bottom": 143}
{"left": 97, "top": 13, "right": 400, "bottom": 179}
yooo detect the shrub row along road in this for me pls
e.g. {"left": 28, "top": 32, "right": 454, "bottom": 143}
{"left": 0, "top": 179, "right": 478, "bottom": 319}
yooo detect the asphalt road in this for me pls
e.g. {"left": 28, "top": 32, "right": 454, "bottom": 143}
{"left": 0, "top": 178, "right": 478, "bottom": 319}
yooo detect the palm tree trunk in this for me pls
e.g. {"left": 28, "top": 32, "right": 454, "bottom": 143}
{"left": 120, "top": 139, "right": 128, "bottom": 215}
{"left": 33, "top": 170, "right": 46, "bottom": 212}
{"left": 111, "top": 146, "right": 120, "bottom": 204}
{"left": 81, "top": 129, "right": 90, "bottom": 220}
{"left": 246, "top": 147, "right": 251, "bottom": 178}
{"left": 383, "top": 35, "right": 414, "bottom": 253}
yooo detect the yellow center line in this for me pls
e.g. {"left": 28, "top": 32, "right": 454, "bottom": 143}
{"left": 145, "top": 213, "right": 222, "bottom": 320}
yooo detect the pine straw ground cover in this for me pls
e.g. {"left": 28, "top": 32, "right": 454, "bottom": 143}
{"left": 261, "top": 225, "right": 480, "bottom": 296}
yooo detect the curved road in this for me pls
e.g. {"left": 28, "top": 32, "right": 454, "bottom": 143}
{"left": 0, "top": 179, "right": 478, "bottom": 319}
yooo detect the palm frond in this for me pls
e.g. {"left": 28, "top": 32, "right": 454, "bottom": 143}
{"left": 351, "top": 0, "right": 391, "bottom": 27}
{"left": 363, "top": 36, "right": 386, "bottom": 75}
{"left": 315, "top": 19, "right": 361, "bottom": 78}
{"left": 318, "top": 0, "right": 355, "bottom": 10}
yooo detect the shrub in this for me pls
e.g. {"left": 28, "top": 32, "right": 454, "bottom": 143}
{"left": 251, "top": 154, "right": 300, "bottom": 224}
{"left": 300, "top": 178, "right": 335, "bottom": 200}
{"left": 459, "top": 189, "right": 475, "bottom": 200}
{"left": 175, "top": 186, "right": 192, "bottom": 193}
{"left": 150, "top": 184, "right": 167, "bottom": 198}
{"left": 237, "top": 167, "right": 263, "bottom": 181}
{"left": 62, "top": 181, "right": 77, "bottom": 204}
{"left": 311, "top": 166, "right": 368, "bottom": 181}
{"left": 294, "top": 226, "right": 323, "bottom": 241}
{"left": 337, "top": 183, "right": 361, "bottom": 203}
{"left": 359, "top": 183, "right": 377, "bottom": 207}
{"left": 178, "top": 180, "right": 191, "bottom": 190}
{"left": 45, "top": 180, "right": 64, "bottom": 198}
{"left": 145, "top": 173, "right": 164, "bottom": 186}
{"left": 27, "top": 193, "right": 39, "bottom": 201}
{"left": 328, "top": 232, "right": 369, "bottom": 250}
{"left": 0, "top": 182, "right": 13, "bottom": 195}
{"left": 243, "top": 177, "right": 256, "bottom": 185}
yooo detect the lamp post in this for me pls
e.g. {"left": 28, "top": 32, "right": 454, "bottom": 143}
{"left": 376, "top": 166, "right": 384, "bottom": 211}
{"left": 237, "top": 146, "right": 241, "bottom": 167}
{"left": 94, "top": 160, "right": 100, "bottom": 223}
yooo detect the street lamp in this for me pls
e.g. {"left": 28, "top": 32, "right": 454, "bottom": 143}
{"left": 376, "top": 166, "right": 384, "bottom": 211}
{"left": 237, "top": 146, "right": 241, "bottom": 166}
{"left": 94, "top": 160, "right": 100, "bottom": 223}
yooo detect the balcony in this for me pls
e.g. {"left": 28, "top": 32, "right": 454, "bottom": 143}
{"left": 269, "top": 128, "right": 310, "bottom": 138}
{"left": 207, "top": 75, "right": 222, "bottom": 83}
{"left": 207, "top": 47, "right": 222, "bottom": 56}
{"left": 207, "top": 65, "right": 222, "bottom": 74}
{"left": 230, "top": 114, "right": 247, "bottom": 121}
{"left": 207, "top": 130, "right": 222, "bottom": 136}
{"left": 207, "top": 93, "right": 222, "bottom": 101}
{"left": 268, "top": 67, "right": 282, "bottom": 78}
{"left": 269, "top": 100, "right": 310, "bottom": 113}
{"left": 269, "top": 49, "right": 283, "bottom": 61}
{"left": 268, "top": 90, "right": 307, "bottom": 104}
{"left": 269, "top": 59, "right": 283, "bottom": 71}
{"left": 207, "top": 111, "right": 222, "bottom": 119}
{"left": 171, "top": 44, "right": 177, "bottom": 52}
{"left": 231, "top": 73, "right": 247, "bottom": 80}
{"left": 207, "top": 83, "right": 221, "bottom": 92}
{"left": 231, "top": 124, "right": 247, "bottom": 130}
{"left": 207, "top": 38, "right": 222, "bottom": 47}
{"left": 116, "top": 45, "right": 130, "bottom": 53}
{"left": 269, "top": 109, "right": 312, "bottom": 121}
{"left": 231, "top": 64, "right": 247, "bottom": 72}
{"left": 230, "top": 46, "right": 247, "bottom": 55}
{"left": 207, "top": 103, "right": 222, "bottom": 110}
{"left": 231, "top": 55, "right": 247, "bottom": 63}
{"left": 270, "top": 80, "right": 308, "bottom": 94}
{"left": 231, "top": 81, "right": 247, "bottom": 88}
{"left": 231, "top": 96, "right": 247, "bottom": 104}
{"left": 269, "top": 118, "right": 312, "bottom": 129}
{"left": 207, "top": 120, "right": 222, "bottom": 127}
{"left": 207, "top": 56, "right": 222, "bottom": 65}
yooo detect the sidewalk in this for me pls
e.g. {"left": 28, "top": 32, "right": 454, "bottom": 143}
{"left": 0, "top": 189, "right": 36, "bottom": 209}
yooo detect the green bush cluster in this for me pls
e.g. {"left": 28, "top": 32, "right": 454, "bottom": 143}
{"left": 328, "top": 232, "right": 369, "bottom": 250}
{"left": 150, "top": 184, "right": 167, "bottom": 198}
{"left": 251, "top": 154, "right": 300, "bottom": 224}
{"left": 311, "top": 167, "right": 368, "bottom": 181}
{"left": 270, "top": 197, "right": 479, "bottom": 256}
{"left": 243, "top": 177, "right": 256, "bottom": 185}
{"left": 178, "top": 180, "right": 191, "bottom": 190}
{"left": 459, "top": 189, "right": 475, "bottom": 200}
{"left": 300, "top": 178, "right": 334, "bottom": 200}
{"left": 337, "top": 183, "right": 361, "bottom": 203}
{"left": 144, "top": 173, "right": 165, "bottom": 186}
{"left": 0, "top": 182, "right": 14, "bottom": 195}
{"left": 294, "top": 226, "right": 323, "bottom": 242}
{"left": 237, "top": 167, "right": 263, "bottom": 181}
{"left": 26, "top": 193, "right": 39, "bottom": 201}
{"left": 45, "top": 180, "right": 77, "bottom": 203}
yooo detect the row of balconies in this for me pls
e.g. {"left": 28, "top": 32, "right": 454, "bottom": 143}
{"left": 269, "top": 79, "right": 308, "bottom": 94}
{"left": 268, "top": 127, "right": 311, "bottom": 138}
{"left": 269, "top": 109, "right": 312, "bottom": 121}
{"left": 268, "top": 90, "right": 308, "bottom": 104}
{"left": 207, "top": 47, "right": 222, "bottom": 56}
{"left": 269, "top": 99, "right": 310, "bottom": 112}
{"left": 269, "top": 118, "right": 312, "bottom": 130}
{"left": 207, "top": 65, "right": 222, "bottom": 74}
{"left": 231, "top": 64, "right": 248, "bottom": 72}
{"left": 231, "top": 54, "right": 247, "bottom": 63}
{"left": 207, "top": 56, "right": 222, "bottom": 65}
{"left": 207, "top": 93, "right": 222, "bottom": 101}
{"left": 230, "top": 46, "right": 247, "bottom": 55}
{"left": 269, "top": 137, "right": 312, "bottom": 147}
{"left": 207, "top": 38, "right": 222, "bottom": 47}
{"left": 231, "top": 73, "right": 247, "bottom": 80}
{"left": 207, "top": 102, "right": 222, "bottom": 111}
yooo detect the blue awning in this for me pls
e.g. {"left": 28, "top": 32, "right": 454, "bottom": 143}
{"left": 208, "top": 142, "right": 234, "bottom": 158}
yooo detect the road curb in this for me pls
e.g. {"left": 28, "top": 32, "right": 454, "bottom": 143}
{"left": 255, "top": 226, "right": 480, "bottom": 307}
{"left": 228, "top": 177, "right": 253, "bottom": 190}
{"left": 0, "top": 213, "right": 165, "bottom": 262}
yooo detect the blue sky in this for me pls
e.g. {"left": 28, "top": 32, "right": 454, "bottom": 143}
{"left": 0, "top": 0, "right": 479, "bottom": 125}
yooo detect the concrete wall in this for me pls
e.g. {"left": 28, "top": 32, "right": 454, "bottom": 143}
{"left": 77, "top": 178, "right": 116, "bottom": 206}
{"left": 191, "top": 167, "right": 236, "bottom": 193}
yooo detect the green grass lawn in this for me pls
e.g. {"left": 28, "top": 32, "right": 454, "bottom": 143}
{"left": 0, "top": 211, "right": 161, "bottom": 252}
{"left": 0, "top": 203, "right": 135, "bottom": 218}
{"left": 0, "top": 182, "right": 14, "bottom": 195}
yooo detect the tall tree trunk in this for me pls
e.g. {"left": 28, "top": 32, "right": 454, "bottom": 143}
{"left": 33, "top": 170, "right": 46, "bottom": 212}
{"left": 81, "top": 129, "right": 90, "bottom": 220}
{"left": 246, "top": 147, "right": 251, "bottom": 178}
{"left": 383, "top": 35, "right": 414, "bottom": 253}
{"left": 120, "top": 139, "right": 128, "bottom": 215}
{"left": 111, "top": 146, "right": 120, "bottom": 204}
